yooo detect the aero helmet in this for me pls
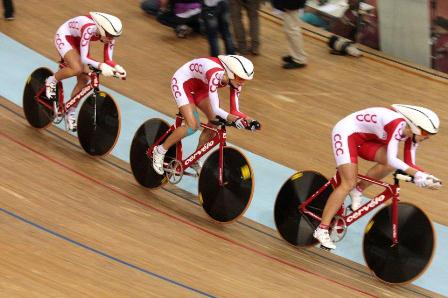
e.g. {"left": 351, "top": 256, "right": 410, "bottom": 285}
{"left": 392, "top": 104, "right": 440, "bottom": 135}
{"left": 218, "top": 55, "right": 254, "bottom": 80}
{"left": 90, "top": 12, "right": 123, "bottom": 38}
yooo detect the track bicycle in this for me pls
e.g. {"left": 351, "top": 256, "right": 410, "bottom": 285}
{"left": 130, "top": 114, "right": 260, "bottom": 223}
{"left": 23, "top": 62, "right": 122, "bottom": 156}
{"left": 274, "top": 170, "right": 435, "bottom": 283}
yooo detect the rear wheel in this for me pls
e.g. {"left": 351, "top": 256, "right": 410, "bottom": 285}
{"left": 198, "top": 147, "right": 253, "bottom": 223}
{"left": 274, "top": 171, "right": 332, "bottom": 246}
{"left": 363, "top": 202, "right": 434, "bottom": 283}
{"left": 130, "top": 118, "right": 175, "bottom": 188}
{"left": 23, "top": 67, "right": 58, "bottom": 129}
{"left": 77, "top": 92, "right": 121, "bottom": 156}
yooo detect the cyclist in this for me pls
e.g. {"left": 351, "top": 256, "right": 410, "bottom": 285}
{"left": 314, "top": 104, "right": 442, "bottom": 250}
{"left": 152, "top": 55, "right": 259, "bottom": 175}
{"left": 45, "top": 12, "right": 127, "bottom": 131}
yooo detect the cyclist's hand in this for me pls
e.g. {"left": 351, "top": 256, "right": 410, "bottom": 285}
{"left": 234, "top": 118, "right": 247, "bottom": 129}
{"left": 100, "top": 63, "right": 115, "bottom": 77}
{"left": 248, "top": 120, "right": 261, "bottom": 131}
{"left": 114, "top": 64, "right": 127, "bottom": 79}
{"left": 426, "top": 175, "right": 442, "bottom": 190}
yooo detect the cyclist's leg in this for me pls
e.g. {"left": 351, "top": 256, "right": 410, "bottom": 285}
{"left": 196, "top": 98, "right": 217, "bottom": 148}
{"left": 54, "top": 50, "right": 84, "bottom": 81}
{"left": 70, "top": 70, "right": 90, "bottom": 99}
{"left": 321, "top": 163, "right": 358, "bottom": 225}
{"left": 358, "top": 145, "right": 394, "bottom": 191}
{"left": 314, "top": 125, "right": 358, "bottom": 249}
{"left": 160, "top": 104, "right": 199, "bottom": 150}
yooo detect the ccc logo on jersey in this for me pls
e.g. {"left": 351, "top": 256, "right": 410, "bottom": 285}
{"left": 209, "top": 72, "right": 222, "bottom": 93}
{"left": 189, "top": 63, "right": 204, "bottom": 74}
{"left": 55, "top": 33, "right": 65, "bottom": 50}
{"left": 81, "top": 27, "right": 95, "bottom": 46}
{"left": 171, "top": 77, "right": 182, "bottom": 98}
{"left": 394, "top": 122, "right": 405, "bottom": 140}
{"left": 356, "top": 113, "right": 377, "bottom": 123}
{"left": 333, "top": 134, "right": 344, "bottom": 156}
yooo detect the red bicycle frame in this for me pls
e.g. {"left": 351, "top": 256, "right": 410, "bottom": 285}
{"left": 34, "top": 65, "right": 100, "bottom": 115}
{"left": 146, "top": 114, "right": 228, "bottom": 185}
{"left": 300, "top": 173, "right": 401, "bottom": 245}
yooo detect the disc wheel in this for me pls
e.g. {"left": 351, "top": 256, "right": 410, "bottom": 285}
{"left": 77, "top": 92, "right": 121, "bottom": 156}
{"left": 23, "top": 67, "right": 57, "bottom": 129}
{"left": 198, "top": 147, "right": 253, "bottom": 223}
{"left": 129, "top": 118, "right": 175, "bottom": 188}
{"left": 363, "top": 202, "right": 434, "bottom": 284}
{"left": 274, "top": 171, "right": 333, "bottom": 246}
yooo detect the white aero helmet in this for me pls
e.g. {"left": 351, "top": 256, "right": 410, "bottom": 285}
{"left": 392, "top": 104, "right": 440, "bottom": 135}
{"left": 218, "top": 55, "right": 254, "bottom": 80}
{"left": 90, "top": 12, "right": 123, "bottom": 38}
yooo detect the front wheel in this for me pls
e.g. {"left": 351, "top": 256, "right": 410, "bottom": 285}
{"left": 77, "top": 91, "right": 121, "bottom": 156}
{"left": 198, "top": 147, "right": 253, "bottom": 223}
{"left": 363, "top": 202, "right": 435, "bottom": 283}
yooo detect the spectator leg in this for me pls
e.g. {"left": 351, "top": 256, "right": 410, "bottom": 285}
{"left": 247, "top": 0, "right": 260, "bottom": 53}
{"left": 229, "top": 0, "right": 247, "bottom": 53}
{"left": 283, "top": 9, "right": 307, "bottom": 64}
{"left": 217, "top": 1, "right": 236, "bottom": 55}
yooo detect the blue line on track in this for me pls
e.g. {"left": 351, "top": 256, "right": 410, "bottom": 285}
{"left": 0, "top": 207, "right": 216, "bottom": 298}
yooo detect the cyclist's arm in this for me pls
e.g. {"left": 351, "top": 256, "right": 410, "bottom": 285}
{"left": 386, "top": 122, "right": 418, "bottom": 176}
{"left": 403, "top": 138, "right": 424, "bottom": 172}
{"left": 229, "top": 86, "right": 248, "bottom": 119}
{"left": 208, "top": 71, "right": 229, "bottom": 120}
{"left": 79, "top": 24, "right": 101, "bottom": 69}
{"left": 103, "top": 39, "right": 116, "bottom": 67}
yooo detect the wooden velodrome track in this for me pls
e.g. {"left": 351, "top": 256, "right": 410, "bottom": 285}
{"left": 1, "top": 0, "right": 447, "bottom": 297}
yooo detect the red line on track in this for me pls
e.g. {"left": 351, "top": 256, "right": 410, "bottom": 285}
{"left": 1, "top": 130, "right": 378, "bottom": 298}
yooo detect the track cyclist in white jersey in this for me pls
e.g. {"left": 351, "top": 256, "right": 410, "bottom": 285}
{"left": 152, "top": 55, "right": 260, "bottom": 175}
{"left": 314, "top": 104, "right": 442, "bottom": 250}
{"left": 45, "top": 12, "right": 127, "bottom": 131}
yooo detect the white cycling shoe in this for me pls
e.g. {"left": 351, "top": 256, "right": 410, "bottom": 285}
{"left": 152, "top": 146, "right": 165, "bottom": 175}
{"left": 45, "top": 76, "right": 57, "bottom": 100}
{"left": 349, "top": 188, "right": 363, "bottom": 211}
{"left": 313, "top": 227, "right": 336, "bottom": 250}
{"left": 65, "top": 110, "right": 77, "bottom": 132}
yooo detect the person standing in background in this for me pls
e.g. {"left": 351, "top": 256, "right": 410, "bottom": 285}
{"left": 3, "top": 0, "right": 14, "bottom": 20}
{"left": 272, "top": 0, "right": 308, "bottom": 69}
{"left": 229, "top": 0, "right": 261, "bottom": 55}
{"left": 201, "top": 0, "right": 236, "bottom": 56}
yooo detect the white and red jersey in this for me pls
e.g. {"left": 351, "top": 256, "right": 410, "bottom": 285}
{"left": 332, "top": 107, "right": 422, "bottom": 171}
{"left": 170, "top": 57, "right": 247, "bottom": 120}
{"left": 53, "top": 15, "right": 116, "bottom": 69}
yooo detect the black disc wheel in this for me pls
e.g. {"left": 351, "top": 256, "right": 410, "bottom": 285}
{"left": 130, "top": 118, "right": 175, "bottom": 188}
{"left": 23, "top": 67, "right": 57, "bottom": 129}
{"left": 274, "top": 171, "right": 333, "bottom": 246}
{"left": 77, "top": 92, "right": 121, "bottom": 156}
{"left": 363, "top": 202, "right": 434, "bottom": 284}
{"left": 198, "top": 147, "right": 253, "bottom": 223}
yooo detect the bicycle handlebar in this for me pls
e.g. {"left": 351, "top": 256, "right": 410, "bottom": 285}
{"left": 88, "top": 65, "right": 126, "bottom": 80}
{"left": 393, "top": 170, "right": 413, "bottom": 182}
{"left": 210, "top": 116, "right": 261, "bottom": 131}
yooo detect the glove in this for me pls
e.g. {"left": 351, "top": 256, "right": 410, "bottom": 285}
{"left": 426, "top": 175, "right": 442, "bottom": 190}
{"left": 114, "top": 64, "right": 127, "bottom": 79}
{"left": 100, "top": 63, "right": 115, "bottom": 77}
{"left": 414, "top": 171, "right": 430, "bottom": 188}
{"left": 234, "top": 118, "right": 247, "bottom": 129}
